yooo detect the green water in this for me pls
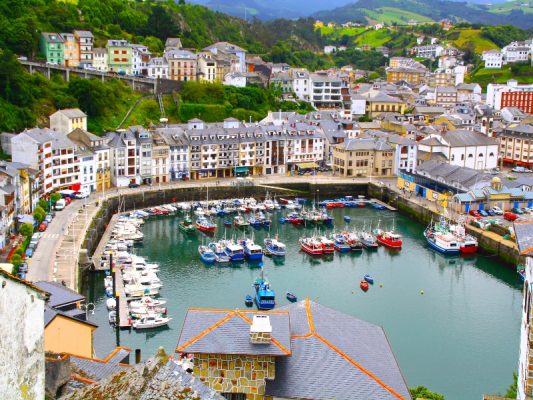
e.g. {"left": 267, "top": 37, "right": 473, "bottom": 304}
{"left": 86, "top": 207, "right": 522, "bottom": 400}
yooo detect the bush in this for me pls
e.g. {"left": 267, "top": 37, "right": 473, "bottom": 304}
{"left": 14, "top": 247, "right": 24, "bottom": 257}
{"left": 19, "top": 222, "right": 33, "bottom": 238}
{"left": 50, "top": 193, "right": 62, "bottom": 203}
{"left": 33, "top": 206, "right": 46, "bottom": 223}
{"left": 38, "top": 199, "right": 49, "bottom": 212}
{"left": 10, "top": 254, "right": 22, "bottom": 268}
{"left": 409, "top": 386, "right": 445, "bottom": 400}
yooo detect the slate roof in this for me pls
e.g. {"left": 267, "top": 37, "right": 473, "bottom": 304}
{"left": 44, "top": 305, "right": 98, "bottom": 328}
{"left": 35, "top": 280, "right": 85, "bottom": 309}
{"left": 70, "top": 347, "right": 131, "bottom": 381}
{"left": 265, "top": 300, "right": 411, "bottom": 400}
{"left": 53, "top": 108, "right": 87, "bottom": 119}
{"left": 514, "top": 221, "right": 533, "bottom": 256}
{"left": 338, "top": 138, "right": 393, "bottom": 151}
{"left": 42, "top": 32, "right": 64, "bottom": 43}
{"left": 176, "top": 309, "right": 291, "bottom": 356}
{"left": 444, "top": 130, "right": 498, "bottom": 147}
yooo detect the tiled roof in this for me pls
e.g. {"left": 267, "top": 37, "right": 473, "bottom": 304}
{"left": 515, "top": 221, "right": 533, "bottom": 255}
{"left": 53, "top": 108, "right": 87, "bottom": 119}
{"left": 265, "top": 300, "right": 411, "bottom": 400}
{"left": 35, "top": 280, "right": 85, "bottom": 308}
{"left": 176, "top": 309, "right": 291, "bottom": 356}
{"left": 70, "top": 347, "right": 131, "bottom": 381}
{"left": 339, "top": 138, "right": 393, "bottom": 151}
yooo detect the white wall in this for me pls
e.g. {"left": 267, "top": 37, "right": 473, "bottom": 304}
{"left": 0, "top": 276, "right": 45, "bottom": 400}
{"left": 518, "top": 256, "right": 533, "bottom": 400}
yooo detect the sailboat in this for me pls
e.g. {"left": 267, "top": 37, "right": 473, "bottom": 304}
{"left": 196, "top": 186, "right": 216, "bottom": 233}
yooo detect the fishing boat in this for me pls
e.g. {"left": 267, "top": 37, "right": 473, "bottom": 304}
{"left": 132, "top": 315, "right": 172, "bottom": 329}
{"left": 343, "top": 231, "right": 364, "bottom": 251}
{"left": 234, "top": 214, "right": 250, "bottom": 228}
{"left": 424, "top": 224, "right": 460, "bottom": 255}
{"left": 196, "top": 216, "right": 216, "bottom": 234}
{"left": 248, "top": 216, "right": 262, "bottom": 228}
{"left": 286, "top": 213, "right": 304, "bottom": 225}
{"left": 129, "top": 297, "right": 167, "bottom": 310}
{"left": 286, "top": 292, "right": 297, "bottom": 302}
{"left": 208, "top": 241, "right": 231, "bottom": 264}
{"left": 449, "top": 223, "right": 479, "bottom": 255}
{"left": 245, "top": 295, "right": 253, "bottom": 307}
{"left": 241, "top": 238, "right": 263, "bottom": 261}
{"left": 371, "top": 203, "right": 386, "bottom": 210}
{"left": 332, "top": 234, "right": 351, "bottom": 252}
{"left": 223, "top": 220, "right": 232, "bottom": 228}
{"left": 178, "top": 216, "right": 196, "bottom": 233}
{"left": 318, "top": 236, "right": 335, "bottom": 254}
{"left": 374, "top": 228, "right": 402, "bottom": 249}
{"left": 360, "top": 280, "right": 369, "bottom": 291}
{"left": 363, "top": 274, "right": 374, "bottom": 284}
{"left": 264, "top": 236, "right": 287, "bottom": 256}
{"left": 198, "top": 245, "right": 216, "bottom": 263}
{"left": 299, "top": 237, "right": 324, "bottom": 256}
{"left": 253, "top": 272, "right": 275, "bottom": 310}
{"left": 359, "top": 230, "right": 379, "bottom": 250}
{"left": 343, "top": 215, "right": 351, "bottom": 223}
{"left": 224, "top": 241, "right": 245, "bottom": 261}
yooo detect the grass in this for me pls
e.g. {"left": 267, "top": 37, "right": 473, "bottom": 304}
{"left": 489, "top": 0, "right": 533, "bottom": 14}
{"left": 88, "top": 92, "right": 142, "bottom": 134}
{"left": 353, "top": 28, "right": 394, "bottom": 47}
{"left": 362, "top": 7, "right": 434, "bottom": 25}
{"left": 468, "top": 66, "right": 533, "bottom": 89}
{"left": 451, "top": 28, "right": 500, "bottom": 52}
{"left": 123, "top": 95, "right": 181, "bottom": 126}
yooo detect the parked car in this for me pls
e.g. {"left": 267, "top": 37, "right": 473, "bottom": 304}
{"left": 45, "top": 214, "right": 53, "bottom": 223}
{"left": 18, "top": 263, "right": 28, "bottom": 273}
{"left": 25, "top": 247, "right": 33, "bottom": 258}
{"left": 486, "top": 209, "right": 495, "bottom": 216}
{"left": 479, "top": 209, "right": 489, "bottom": 217}
{"left": 512, "top": 207, "right": 524, "bottom": 215}
{"left": 17, "top": 271, "right": 27, "bottom": 280}
{"left": 491, "top": 206, "right": 504, "bottom": 215}
{"left": 128, "top": 182, "right": 140, "bottom": 188}
{"left": 512, "top": 166, "right": 532, "bottom": 173}
{"left": 64, "top": 197, "right": 72, "bottom": 206}
{"left": 75, "top": 190, "right": 90, "bottom": 199}
{"left": 55, "top": 198, "right": 66, "bottom": 211}
{"left": 38, "top": 222, "right": 47, "bottom": 232}
{"left": 504, "top": 212, "right": 518, "bottom": 221}
{"left": 469, "top": 210, "right": 481, "bottom": 218}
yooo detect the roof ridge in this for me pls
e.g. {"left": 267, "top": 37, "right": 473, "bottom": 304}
{"left": 305, "top": 298, "right": 315, "bottom": 334}
{"left": 176, "top": 311, "right": 236, "bottom": 352}
{"left": 314, "top": 333, "right": 406, "bottom": 399}
{"left": 235, "top": 311, "right": 291, "bottom": 355}
{"left": 68, "top": 346, "right": 132, "bottom": 364}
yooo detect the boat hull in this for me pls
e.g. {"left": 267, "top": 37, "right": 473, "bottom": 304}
{"left": 301, "top": 244, "right": 323, "bottom": 256}
{"left": 460, "top": 245, "right": 478, "bottom": 254}
{"left": 376, "top": 235, "right": 402, "bottom": 249}
{"left": 426, "top": 237, "right": 460, "bottom": 255}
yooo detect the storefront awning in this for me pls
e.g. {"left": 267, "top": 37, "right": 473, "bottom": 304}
{"left": 234, "top": 166, "right": 249, "bottom": 173}
{"left": 297, "top": 162, "right": 319, "bottom": 169}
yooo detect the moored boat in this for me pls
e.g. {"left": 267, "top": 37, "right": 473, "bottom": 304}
{"left": 359, "top": 230, "right": 379, "bottom": 249}
{"left": 286, "top": 292, "right": 297, "bottom": 302}
{"left": 224, "top": 241, "right": 245, "bottom": 261}
{"left": 318, "top": 236, "right": 335, "bottom": 254}
{"left": 198, "top": 245, "right": 216, "bottom": 263}
{"left": 196, "top": 216, "right": 216, "bottom": 234}
{"left": 518, "top": 265, "right": 526, "bottom": 282}
{"left": 234, "top": 214, "right": 250, "bottom": 228}
{"left": 299, "top": 237, "right": 324, "bottom": 256}
{"left": 254, "top": 274, "right": 275, "bottom": 310}
{"left": 245, "top": 295, "right": 253, "bottom": 307}
{"left": 241, "top": 239, "right": 263, "bottom": 261}
{"left": 424, "top": 225, "right": 460, "bottom": 255}
{"left": 364, "top": 274, "right": 374, "bottom": 284}
{"left": 178, "top": 216, "right": 196, "bottom": 233}
{"left": 375, "top": 229, "right": 402, "bottom": 249}
{"left": 332, "top": 234, "right": 351, "bottom": 252}
{"left": 132, "top": 314, "right": 172, "bottom": 329}
{"left": 360, "top": 280, "right": 369, "bottom": 291}
{"left": 264, "top": 236, "right": 287, "bottom": 256}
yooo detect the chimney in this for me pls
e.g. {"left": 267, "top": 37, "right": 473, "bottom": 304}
{"left": 250, "top": 315, "right": 272, "bottom": 344}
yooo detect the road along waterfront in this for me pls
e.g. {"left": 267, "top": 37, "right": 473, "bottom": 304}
{"left": 84, "top": 205, "right": 522, "bottom": 400}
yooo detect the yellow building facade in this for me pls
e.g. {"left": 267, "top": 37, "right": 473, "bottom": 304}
{"left": 45, "top": 314, "right": 96, "bottom": 358}
{"left": 396, "top": 175, "right": 450, "bottom": 208}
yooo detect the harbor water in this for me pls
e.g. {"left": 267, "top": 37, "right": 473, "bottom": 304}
{"left": 85, "top": 206, "right": 522, "bottom": 400}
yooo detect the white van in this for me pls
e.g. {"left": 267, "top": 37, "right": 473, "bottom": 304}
{"left": 75, "top": 189, "right": 90, "bottom": 199}
{"left": 55, "top": 198, "right": 66, "bottom": 211}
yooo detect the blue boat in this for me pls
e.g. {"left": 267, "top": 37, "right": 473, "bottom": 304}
{"left": 248, "top": 216, "right": 262, "bottom": 227}
{"left": 333, "top": 234, "right": 351, "bottom": 252}
{"left": 264, "top": 237, "right": 287, "bottom": 256}
{"left": 286, "top": 292, "right": 297, "bottom": 302}
{"left": 208, "top": 242, "right": 231, "bottom": 264}
{"left": 241, "top": 239, "right": 263, "bottom": 261}
{"left": 253, "top": 272, "right": 275, "bottom": 310}
{"left": 105, "top": 286, "right": 114, "bottom": 298}
{"left": 198, "top": 245, "right": 216, "bottom": 263}
{"left": 344, "top": 215, "right": 351, "bottom": 222}
{"left": 245, "top": 295, "right": 253, "bottom": 307}
{"left": 223, "top": 241, "right": 245, "bottom": 261}
{"left": 364, "top": 274, "right": 374, "bottom": 284}
{"left": 223, "top": 220, "right": 232, "bottom": 228}
{"left": 424, "top": 225, "right": 460, "bottom": 255}
{"left": 372, "top": 203, "right": 386, "bottom": 210}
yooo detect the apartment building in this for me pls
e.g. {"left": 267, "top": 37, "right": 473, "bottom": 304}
{"left": 166, "top": 49, "right": 197, "bottom": 81}
{"left": 147, "top": 57, "right": 169, "bottom": 79}
{"left": 332, "top": 138, "right": 395, "bottom": 177}
{"left": 106, "top": 130, "right": 139, "bottom": 187}
{"left": 482, "top": 49, "right": 503, "bottom": 69}
{"left": 291, "top": 69, "right": 310, "bottom": 101}
{"left": 487, "top": 80, "right": 533, "bottom": 113}
{"left": 498, "top": 124, "right": 533, "bottom": 167}
{"left": 107, "top": 40, "right": 132, "bottom": 75}
{"left": 197, "top": 53, "right": 217, "bottom": 82}
{"left": 309, "top": 73, "right": 343, "bottom": 109}
{"left": 74, "top": 30, "right": 94, "bottom": 67}
{"left": 151, "top": 132, "right": 170, "bottom": 184}
{"left": 435, "top": 86, "right": 458, "bottom": 107}
{"left": 61, "top": 33, "right": 79, "bottom": 68}
{"left": 204, "top": 42, "right": 247, "bottom": 73}
{"left": 93, "top": 48, "right": 108, "bottom": 72}
{"left": 40, "top": 33, "right": 65, "bottom": 65}
{"left": 50, "top": 108, "right": 87, "bottom": 134}
{"left": 156, "top": 128, "right": 190, "bottom": 180}
{"left": 131, "top": 44, "right": 151, "bottom": 76}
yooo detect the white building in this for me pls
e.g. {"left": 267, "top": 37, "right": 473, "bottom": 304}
{"left": 157, "top": 128, "right": 190, "bottom": 180}
{"left": 418, "top": 130, "right": 499, "bottom": 170}
{"left": 131, "top": 44, "right": 151, "bottom": 76}
{"left": 147, "top": 57, "right": 169, "bottom": 79}
{"left": 50, "top": 108, "right": 87, "bottom": 134}
{"left": 324, "top": 46, "right": 337, "bottom": 54}
{"left": 482, "top": 50, "right": 503, "bottom": 69}
{"left": 223, "top": 72, "right": 247, "bottom": 88}
{"left": 291, "top": 69, "right": 310, "bottom": 101}
{"left": 388, "top": 135, "right": 418, "bottom": 174}
{"left": 412, "top": 45, "right": 443, "bottom": 58}
{"left": 0, "top": 270, "right": 47, "bottom": 400}
{"left": 502, "top": 43, "right": 531, "bottom": 64}
{"left": 106, "top": 130, "right": 139, "bottom": 187}
{"left": 349, "top": 93, "right": 367, "bottom": 116}
{"left": 93, "top": 48, "right": 108, "bottom": 72}
{"left": 309, "top": 73, "right": 343, "bottom": 109}
{"left": 486, "top": 80, "right": 533, "bottom": 111}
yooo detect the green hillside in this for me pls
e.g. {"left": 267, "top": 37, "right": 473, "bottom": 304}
{"left": 489, "top": 0, "right": 533, "bottom": 15}
{"left": 450, "top": 29, "right": 500, "bottom": 53}
{"left": 361, "top": 7, "right": 434, "bottom": 25}
{"left": 469, "top": 63, "right": 533, "bottom": 88}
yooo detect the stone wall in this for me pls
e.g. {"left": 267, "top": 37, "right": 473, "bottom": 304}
{"left": 0, "top": 276, "right": 45, "bottom": 400}
{"left": 193, "top": 353, "right": 276, "bottom": 400}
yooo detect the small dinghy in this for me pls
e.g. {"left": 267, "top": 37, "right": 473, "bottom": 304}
{"left": 360, "top": 280, "right": 369, "bottom": 291}
{"left": 106, "top": 297, "right": 116, "bottom": 311}
{"left": 108, "top": 310, "right": 116, "bottom": 324}
{"left": 343, "top": 215, "right": 351, "bottom": 222}
{"left": 286, "top": 292, "right": 297, "bottom": 302}
{"left": 245, "top": 295, "right": 253, "bottom": 307}
{"left": 363, "top": 274, "right": 374, "bottom": 284}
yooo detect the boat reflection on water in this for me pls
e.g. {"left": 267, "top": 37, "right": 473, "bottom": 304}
{"left": 137, "top": 324, "right": 171, "bottom": 341}
{"left": 430, "top": 251, "right": 477, "bottom": 268}
{"left": 271, "top": 256, "right": 285, "bottom": 266}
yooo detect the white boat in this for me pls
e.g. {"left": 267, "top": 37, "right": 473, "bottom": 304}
{"left": 129, "top": 296, "right": 167, "bottom": 310}
{"left": 106, "top": 297, "right": 116, "bottom": 311}
{"left": 104, "top": 275, "right": 113, "bottom": 288}
{"left": 108, "top": 310, "right": 116, "bottom": 324}
{"left": 124, "top": 283, "right": 159, "bottom": 298}
{"left": 132, "top": 314, "right": 172, "bottom": 329}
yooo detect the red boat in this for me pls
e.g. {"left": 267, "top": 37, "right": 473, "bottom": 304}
{"left": 375, "top": 229, "right": 402, "bottom": 249}
{"left": 459, "top": 235, "right": 479, "bottom": 254}
{"left": 318, "top": 236, "right": 335, "bottom": 253}
{"left": 153, "top": 208, "right": 169, "bottom": 215}
{"left": 326, "top": 201, "right": 345, "bottom": 209}
{"left": 356, "top": 202, "right": 366, "bottom": 208}
{"left": 360, "top": 280, "right": 369, "bottom": 291}
{"left": 300, "top": 237, "right": 324, "bottom": 256}
{"left": 196, "top": 217, "right": 216, "bottom": 234}
{"left": 286, "top": 213, "right": 304, "bottom": 225}
{"left": 279, "top": 198, "right": 290, "bottom": 205}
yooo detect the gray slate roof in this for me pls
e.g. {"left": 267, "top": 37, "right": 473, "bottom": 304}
{"left": 265, "top": 300, "right": 411, "bottom": 400}
{"left": 176, "top": 309, "right": 291, "bottom": 356}
{"left": 514, "top": 221, "right": 533, "bottom": 256}
{"left": 444, "top": 130, "right": 498, "bottom": 147}
{"left": 53, "top": 109, "right": 87, "bottom": 119}
{"left": 70, "top": 348, "right": 131, "bottom": 381}
{"left": 338, "top": 138, "right": 393, "bottom": 151}
{"left": 35, "top": 280, "right": 85, "bottom": 309}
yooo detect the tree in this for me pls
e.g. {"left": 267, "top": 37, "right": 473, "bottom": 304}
{"left": 33, "top": 206, "right": 46, "bottom": 223}
{"left": 10, "top": 254, "right": 22, "bottom": 267}
{"left": 505, "top": 372, "right": 517, "bottom": 399}
{"left": 178, "top": 0, "right": 186, "bottom": 4}
{"left": 50, "top": 193, "right": 62, "bottom": 203}
{"left": 409, "top": 386, "right": 445, "bottom": 400}
{"left": 38, "top": 199, "right": 49, "bottom": 212}
{"left": 19, "top": 223, "right": 33, "bottom": 238}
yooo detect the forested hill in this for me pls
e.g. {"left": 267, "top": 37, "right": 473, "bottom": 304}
{"left": 312, "top": 0, "right": 533, "bottom": 29}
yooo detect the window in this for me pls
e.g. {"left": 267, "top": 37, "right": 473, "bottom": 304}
{"left": 468, "top": 154, "right": 473, "bottom": 158}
